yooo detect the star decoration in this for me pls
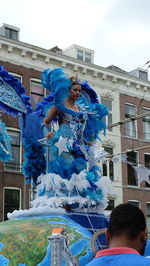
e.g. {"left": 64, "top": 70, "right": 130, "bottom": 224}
{"left": 121, "top": 153, "right": 127, "bottom": 163}
{"left": 95, "top": 148, "right": 108, "bottom": 161}
{"left": 66, "top": 138, "right": 74, "bottom": 149}
{"left": 133, "top": 165, "right": 150, "bottom": 184}
{"left": 55, "top": 136, "right": 69, "bottom": 155}
{"left": 112, "top": 154, "right": 120, "bottom": 163}
{"left": 80, "top": 146, "right": 89, "bottom": 160}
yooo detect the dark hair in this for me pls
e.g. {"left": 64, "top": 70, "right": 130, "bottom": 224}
{"left": 69, "top": 76, "right": 80, "bottom": 86}
{"left": 108, "top": 203, "right": 146, "bottom": 239}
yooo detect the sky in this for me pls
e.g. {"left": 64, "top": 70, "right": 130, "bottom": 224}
{"left": 0, "top": 0, "right": 150, "bottom": 72}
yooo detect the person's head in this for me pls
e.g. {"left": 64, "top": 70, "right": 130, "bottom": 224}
{"left": 69, "top": 76, "right": 81, "bottom": 101}
{"left": 106, "top": 203, "right": 147, "bottom": 254}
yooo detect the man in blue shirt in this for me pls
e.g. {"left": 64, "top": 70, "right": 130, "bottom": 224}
{"left": 86, "top": 203, "right": 150, "bottom": 265}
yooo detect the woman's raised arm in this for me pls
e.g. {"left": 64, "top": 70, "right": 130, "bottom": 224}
{"left": 43, "top": 106, "right": 59, "bottom": 127}
{"left": 43, "top": 106, "right": 59, "bottom": 139}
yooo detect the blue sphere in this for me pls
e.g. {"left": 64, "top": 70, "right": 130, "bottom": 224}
{"left": 0, "top": 214, "right": 94, "bottom": 265}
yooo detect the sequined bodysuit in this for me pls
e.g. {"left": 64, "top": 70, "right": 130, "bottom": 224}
{"left": 57, "top": 109, "right": 87, "bottom": 146}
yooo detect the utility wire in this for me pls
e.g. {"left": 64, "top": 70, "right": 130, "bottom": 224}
{"left": 107, "top": 111, "right": 150, "bottom": 129}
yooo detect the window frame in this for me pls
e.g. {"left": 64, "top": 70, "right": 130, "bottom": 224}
{"left": 127, "top": 150, "right": 139, "bottom": 187}
{"left": 10, "top": 72, "right": 22, "bottom": 82}
{"left": 124, "top": 103, "right": 137, "bottom": 138}
{"left": 85, "top": 52, "right": 92, "bottom": 63}
{"left": 3, "top": 187, "right": 21, "bottom": 221}
{"left": 144, "top": 153, "right": 150, "bottom": 188}
{"left": 139, "top": 70, "right": 148, "bottom": 81}
{"left": 102, "top": 146, "right": 114, "bottom": 181}
{"left": 142, "top": 107, "right": 150, "bottom": 141}
{"left": 30, "top": 78, "right": 47, "bottom": 111}
{"left": 77, "top": 49, "right": 84, "bottom": 61}
{"left": 76, "top": 49, "right": 92, "bottom": 63}
{"left": 4, "top": 128, "right": 22, "bottom": 173}
{"left": 29, "top": 188, "right": 37, "bottom": 207}
{"left": 128, "top": 200, "right": 141, "bottom": 208}
{"left": 101, "top": 98, "right": 113, "bottom": 132}
{"left": 5, "top": 27, "right": 18, "bottom": 40}
{"left": 105, "top": 198, "right": 115, "bottom": 211}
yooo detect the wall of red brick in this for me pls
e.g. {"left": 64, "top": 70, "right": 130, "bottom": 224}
{"left": 120, "top": 93, "right": 150, "bottom": 216}
{"left": 0, "top": 60, "right": 42, "bottom": 220}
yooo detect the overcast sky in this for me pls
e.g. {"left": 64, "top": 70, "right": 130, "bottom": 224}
{"left": 0, "top": 0, "right": 150, "bottom": 72}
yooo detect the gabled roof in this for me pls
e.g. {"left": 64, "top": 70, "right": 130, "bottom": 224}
{"left": 106, "top": 65, "right": 127, "bottom": 74}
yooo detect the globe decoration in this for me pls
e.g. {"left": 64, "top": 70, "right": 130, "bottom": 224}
{"left": 0, "top": 214, "right": 94, "bottom": 265}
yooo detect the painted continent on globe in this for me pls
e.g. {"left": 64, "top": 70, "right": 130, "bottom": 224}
{"left": 0, "top": 214, "right": 94, "bottom": 266}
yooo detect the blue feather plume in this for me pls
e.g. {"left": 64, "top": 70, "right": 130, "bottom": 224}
{"left": 48, "top": 156, "right": 72, "bottom": 180}
{"left": 81, "top": 81, "right": 99, "bottom": 104}
{"left": 48, "top": 156, "right": 87, "bottom": 180}
{"left": 22, "top": 139, "right": 46, "bottom": 185}
{"left": 41, "top": 68, "right": 83, "bottom": 116}
{"left": 83, "top": 103, "right": 108, "bottom": 141}
{"left": 34, "top": 93, "right": 54, "bottom": 117}
{"left": 81, "top": 188, "right": 103, "bottom": 201}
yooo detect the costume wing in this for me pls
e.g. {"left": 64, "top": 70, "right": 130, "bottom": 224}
{"left": 0, "top": 66, "right": 32, "bottom": 163}
{"left": 0, "top": 65, "right": 32, "bottom": 117}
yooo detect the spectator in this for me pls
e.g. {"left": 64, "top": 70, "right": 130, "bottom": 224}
{"left": 86, "top": 203, "right": 150, "bottom": 265}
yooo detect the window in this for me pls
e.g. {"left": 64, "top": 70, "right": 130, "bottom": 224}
{"left": 102, "top": 147, "right": 114, "bottom": 181}
{"left": 142, "top": 108, "right": 150, "bottom": 140}
{"left": 125, "top": 104, "right": 136, "bottom": 137}
{"left": 4, "top": 130, "right": 21, "bottom": 171}
{"left": 145, "top": 154, "right": 150, "bottom": 188}
{"left": 29, "top": 188, "right": 37, "bottom": 204}
{"left": 76, "top": 49, "right": 92, "bottom": 63}
{"left": 139, "top": 70, "right": 148, "bottom": 81}
{"left": 85, "top": 52, "right": 91, "bottom": 63}
{"left": 147, "top": 203, "right": 150, "bottom": 238}
{"left": 127, "top": 151, "right": 138, "bottom": 186}
{"left": 4, "top": 188, "right": 21, "bottom": 220}
{"left": 5, "top": 27, "right": 18, "bottom": 40}
{"left": 105, "top": 199, "right": 115, "bottom": 211}
{"left": 128, "top": 200, "right": 140, "bottom": 208}
{"left": 77, "top": 50, "right": 83, "bottom": 61}
{"left": 10, "top": 73, "right": 22, "bottom": 82}
{"left": 101, "top": 98, "right": 112, "bottom": 131}
{"left": 30, "top": 80, "right": 45, "bottom": 111}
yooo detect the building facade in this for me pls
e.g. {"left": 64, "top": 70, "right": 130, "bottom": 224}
{"left": 0, "top": 24, "right": 149, "bottom": 224}
{"left": 120, "top": 93, "right": 150, "bottom": 236}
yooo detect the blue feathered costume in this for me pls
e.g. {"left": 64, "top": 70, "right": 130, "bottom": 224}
{"left": 32, "top": 68, "right": 111, "bottom": 211}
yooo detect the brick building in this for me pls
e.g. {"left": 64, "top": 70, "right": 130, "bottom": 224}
{"left": 120, "top": 93, "right": 150, "bottom": 236}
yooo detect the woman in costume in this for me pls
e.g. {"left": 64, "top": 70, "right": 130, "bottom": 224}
{"left": 43, "top": 76, "right": 83, "bottom": 142}
{"left": 32, "top": 68, "right": 111, "bottom": 212}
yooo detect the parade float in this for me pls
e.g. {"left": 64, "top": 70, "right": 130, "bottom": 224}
{"left": 0, "top": 66, "right": 112, "bottom": 265}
